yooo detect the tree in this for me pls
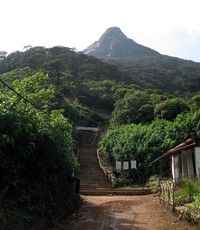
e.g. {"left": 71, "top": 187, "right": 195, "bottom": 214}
{"left": 43, "top": 58, "right": 66, "bottom": 84}
{"left": 111, "top": 90, "right": 153, "bottom": 125}
{"left": 0, "top": 72, "right": 80, "bottom": 228}
{"left": 0, "top": 51, "right": 7, "bottom": 60}
{"left": 154, "top": 98, "right": 190, "bottom": 121}
{"left": 23, "top": 45, "right": 32, "bottom": 51}
{"left": 100, "top": 108, "right": 200, "bottom": 185}
{"left": 192, "top": 92, "right": 200, "bottom": 110}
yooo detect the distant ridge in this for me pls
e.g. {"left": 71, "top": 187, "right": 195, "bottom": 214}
{"left": 83, "top": 27, "right": 160, "bottom": 58}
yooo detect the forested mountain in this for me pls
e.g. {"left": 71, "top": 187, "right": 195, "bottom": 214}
{"left": 0, "top": 46, "right": 126, "bottom": 82}
{"left": 107, "top": 56, "right": 200, "bottom": 95}
{"left": 83, "top": 27, "right": 200, "bottom": 95}
{"left": 1, "top": 45, "right": 200, "bottom": 99}
{"left": 1, "top": 43, "right": 200, "bottom": 228}
{"left": 1, "top": 45, "right": 200, "bottom": 129}
{"left": 0, "top": 46, "right": 129, "bottom": 120}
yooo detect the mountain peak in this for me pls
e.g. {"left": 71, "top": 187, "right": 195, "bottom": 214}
{"left": 100, "top": 27, "right": 127, "bottom": 39}
{"left": 83, "top": 27, "right": 160, "bottom": 59}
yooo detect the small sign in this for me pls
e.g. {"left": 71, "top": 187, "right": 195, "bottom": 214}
{"left": 123, "top": 161, "right": 129, "bottom": 170}
{"left": 116, "top": 161, "right": 121, "bottom": 170}
{"left": 131, "top": 160, "right": 137, "bottom": 169}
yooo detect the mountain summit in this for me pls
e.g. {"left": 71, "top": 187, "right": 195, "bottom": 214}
{"left": 83, "top": 27, "right": 160, "bottom": 58}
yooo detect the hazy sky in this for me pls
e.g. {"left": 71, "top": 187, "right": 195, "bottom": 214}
{"left": 1, "top": 0, "right": 200, "bottom": 62}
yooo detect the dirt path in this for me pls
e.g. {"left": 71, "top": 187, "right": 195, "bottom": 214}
{"left": 56, "top": 194, "right": 198, "bottom": 230}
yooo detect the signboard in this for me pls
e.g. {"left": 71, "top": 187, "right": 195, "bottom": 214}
{"left": 131, "top": 160, "right": 137, "bottom": 169}
{"left": 116, "top": 159, "right": 137, "bottom": 171}
{"left": 123, "top": 161, "right": 129, "bottom": 170}
{"left": 116, "top": 161, "right": 121, "bottom": 171}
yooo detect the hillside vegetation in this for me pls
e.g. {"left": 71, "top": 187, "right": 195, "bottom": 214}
{"left": 0, "top": 73, "right": 81, "bottom": 229}
{"left": 1, "top": 45, "right": 200, "bottom": 228}
{"left": 107, "top": 56, "right": 200, "bottom": 95}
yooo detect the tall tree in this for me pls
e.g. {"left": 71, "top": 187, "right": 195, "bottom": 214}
{"left": 0, "top": 51, "right": 7, "bottom": 60}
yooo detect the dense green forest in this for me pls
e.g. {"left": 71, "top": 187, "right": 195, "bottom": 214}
{"left": 107, "top": 56, "right": 200, "bottom": 95}
{"left": 0, "top": 46, "right": 200, "bottom": 228}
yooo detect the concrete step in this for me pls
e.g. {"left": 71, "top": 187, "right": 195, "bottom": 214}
{"left": 80, "top": 188, "right": 153, "bottom": 196}
{"left": 80, "top": 183, "right": 112, "bottom": 187}
{"left": 75, "top": 134, "right": 154, "bottom": 196}
{"left": 76, "top": 146, "right": 113, "bottom": 191}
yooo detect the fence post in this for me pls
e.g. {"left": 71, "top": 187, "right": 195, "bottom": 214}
{"left": 172, "top": 181, "right": 175, "bottom": 212}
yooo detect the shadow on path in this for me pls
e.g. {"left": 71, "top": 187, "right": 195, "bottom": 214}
{"left": 55, "top": 194, "right": 199, "bottom": 230}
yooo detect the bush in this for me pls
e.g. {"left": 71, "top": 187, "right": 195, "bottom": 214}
{"left": 174, "top": 179, "right": 200, "bottom": 206}
{"left": 0, "top": 73, "right": 81, "bottom": 229}
{"left": 181, "top": 179, "right": 200, "bottom": 203}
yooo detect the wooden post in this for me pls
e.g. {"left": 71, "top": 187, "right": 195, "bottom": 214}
{"left": 172, "top": 181, "right": 175, "bottom": 213}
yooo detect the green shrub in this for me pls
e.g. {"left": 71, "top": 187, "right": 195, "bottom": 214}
{"left": 193, "top": 193, "right": 200, "bottom": 210}
{"left": 0, "top": 73, "right": 81, "bottom": 229}
{"left": 181, "top": 179, "right": 200, "bottom": 203}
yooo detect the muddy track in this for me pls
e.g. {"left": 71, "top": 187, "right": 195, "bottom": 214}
{"left": 56, "top": 195, "right": 198, "bottom": 230}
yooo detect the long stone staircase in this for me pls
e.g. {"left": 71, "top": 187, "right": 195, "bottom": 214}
{"left": 76, "top": 146, "right": 113, "bottom": 195}
{"left": 75, "top": 123, "right": 152, "bottom": 195}
{"left": 76, "top": 144, "right": 152, "bottom": 196}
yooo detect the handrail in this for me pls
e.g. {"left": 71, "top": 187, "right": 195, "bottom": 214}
{"left": 97, "top": 149, "right": 116, "bottom": 187}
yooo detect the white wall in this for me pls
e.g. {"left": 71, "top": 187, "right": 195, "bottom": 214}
{"left": 195, "top": 147, "right": 200, "bottom": 177}
{"left": 172, "top": 154, "right": 180, "bottom": 182}
{"left": 186, "top": 149, "right": 194, "bottom": 178}
{"left": 181, "top": 150, "right": 188, "bottom": 177}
